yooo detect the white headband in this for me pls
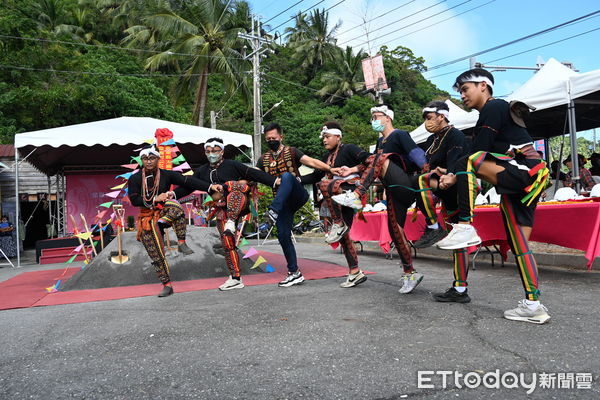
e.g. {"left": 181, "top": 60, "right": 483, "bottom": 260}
{"left": 422, "top": 107, "right": 450, "bottom": 119}
{"left": 370, "top": 105, "right": 394, "bottom": 120}
{"left": 204, "top": 141, "right": 225, "bottom": 150}
{"left": 453, "top": 75, "right": 494, "bottom": 92}
{"left": 320, "top": 126, "right": 342, "bottom": 138}
{"left": 140, "top": 146, "right": 160, "bottom": 158}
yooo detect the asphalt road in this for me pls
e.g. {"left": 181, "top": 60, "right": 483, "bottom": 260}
{"left": 1, "top": 242, "right": 599, "bottom": 399}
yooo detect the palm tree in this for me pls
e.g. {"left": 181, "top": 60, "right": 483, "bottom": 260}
{"left": 286, "top": 8, "right": 340, "bottom": 82}
{"left": 122, "top": 0, "right": 251, "bottom": 126}
{"left": 318, "top": 46, "right": 366, "bottom": 103}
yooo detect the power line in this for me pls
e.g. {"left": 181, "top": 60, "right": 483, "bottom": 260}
{"left": 425, "top": 23, "right": 600, "bottom": 80}
{"left": 337, "top": 0, "right": 448, "bottom": 46}
{"left": 372, "top": 0, "right": 496, "bottom": 50}
{"left": 426, "top": 9, "right": 600, "bottom": 71}
{"left": 351, "top": 0, "right": 474, "bottom": 49}
{"left": 0, "top": 63, "right": 242, "bottom": 77}
{"left": 335, "top": 0, "right": 416, "bottom": 37}
{"left": 267, "top": 0, "right": 328, "bottom": 33}
{"left": 0, "top": 34, "right": 245, "bottom": 60}
{"left": 263, "top": 0, "right": 306, "bottom": 24}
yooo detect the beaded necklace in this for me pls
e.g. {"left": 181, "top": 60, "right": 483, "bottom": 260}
{"left": 426, "top": 125, "right": 452, "bottom": 156}
{"left": 142, "top": 168, "right": 160, "bottom": 208}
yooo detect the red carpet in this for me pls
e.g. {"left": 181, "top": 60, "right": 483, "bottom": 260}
{"left": 0, "top": 251, "right": 374, "bottom": 310}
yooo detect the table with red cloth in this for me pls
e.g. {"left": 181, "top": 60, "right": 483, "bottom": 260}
{"left": 349, "top": 199, "right": 600, "bottom": 269}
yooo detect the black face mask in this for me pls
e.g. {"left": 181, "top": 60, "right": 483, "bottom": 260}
{"left": 267, "top": 140, "right": 281, "bottom": 152}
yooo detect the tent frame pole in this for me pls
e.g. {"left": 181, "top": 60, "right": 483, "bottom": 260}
{"left": 567, "top": 99, "right": 580, "bottom": 193}
{"left": 14, "top": 149, "right": 20, "bottom": 267}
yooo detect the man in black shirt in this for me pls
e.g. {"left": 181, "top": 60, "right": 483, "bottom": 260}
{"left": 257, "top": 122, "right": 331, "bottom": 288}
{"left": 128, "top": 145, "right": 211, "bottom": 297}
{"left": 301, "top": 122, "right": 371, "bottom": 288}
{"left": 412, "top": 101, "right": 466, "bottom": 249}
{"left": 332, "top": 105, "right": 427, "bottom": 294}
{"left": 174, "top": 137, "right": 278, "bottom": 291}
{"left": 433, "top": 68, "right": 550, "bottom": 324}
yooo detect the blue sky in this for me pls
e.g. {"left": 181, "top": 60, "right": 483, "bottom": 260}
{"left": 250, "top": 0, "right": 600, "bottom": 141}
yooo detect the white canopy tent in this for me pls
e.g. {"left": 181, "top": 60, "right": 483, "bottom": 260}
{"left": 13, "top": 116, "right": 253, "bottom": 266}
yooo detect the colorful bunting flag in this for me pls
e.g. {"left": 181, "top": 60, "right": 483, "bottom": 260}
{"left": 65, "top": 255, "right": 77, "bottom": 264}
{"left": 265, "top": 265, "right": 275, "bottom": 273}
{"left": 251, "top": 255, "right": 267, "bottom": 269}
{"left": 172, "top": 162, "right": 190, "bottom": 172}
{"left": 116, "top": 172, "right": 133, "bottom": 180}
{"left": 111, "top": 182, "right": 127, "bottom": 190}
{"left": 104, "top": 190, "right": 121, "bottom": 198}
{"left": 131, "top": 156, "right": 142, "bottom": 165}
{"left": 72, "top": 244, "right": 83, "bottom": 253}
{"left": 120, "top": 163, "right": 139, "bottom": 170}
{"left": 243, "top": 247, "right": 258, "bottom": 259}
{"left": 172, "top": 154, "right": 185, "bottom": 165}
{"left": 239, "top": 238, "right": 249, "bottom": 247}
{"left": 170, "top": 146, "right": 180, "bottom": 154}
{"left": 99, "top": 201, "right": 114, "bottom": 208}
{"left": 75, "top": 232, "right": 92, "bottom": 241}
{"left": 183, "top": 170, "right": 194, "bottom": 176}
{"left": 144, "top": 139, "right": 154, "bottom": 144}
{"left": 203, "top": 194, "right": 213, "bottom": 204}
{"left": 160, "top": 138, "right": 176, "bottom": 146}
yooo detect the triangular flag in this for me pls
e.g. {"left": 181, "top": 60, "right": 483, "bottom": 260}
{"left": 172, "top": 162, "right": 191, "bottom": 172}
{"left": 131, "top": 156, "right": 142, "bottom": 165}
{"left": 76, "top": 232, "right": 92, "bottom": 240}
{"left": 72, "top": 244, "right": 83, "bottom": 253}
{"left": 144, "top": 139, "right": 154, "bottom": 144}
{"left": 330, "top": 242, "right": 340, "bottom": 250}
{"left": 170, "top": 146, "right": 180, "bottom": 154}
{"left": 111, "top": 183, "right": 126, "bottom": 190}
{"left": 183, "top": 170, "right": 194, "bottom": 176}
{"left": 96, "top": 209, "right": 109, "bottom": 219}
{"left": 116, "top": 172, "right": 133, "bottom": 180}
{"left": 120, "top": 163, "right": 139, "bottom": 170}
{"left": 251, "top": 255, "right": 267, "bottom": 269}
{"left": 249, "top": 202, "right": 258, "bottom": 218}
{"left": 243, "top": 247, "right": 258, "bottom": 259}
{"left": 104, "top": 190, "right": 121, "bottom": 198}
{"left": 160, "top": 138, "right": 176, "bottom": 146}
{"left": 65, "top": 255, "right": 77, "bottom": 264}
{"left": 99, "top": 201, "right": 113, "bottom": 208}
{"left": 172, "top": 154, "right": 185, "bottom": 165}
{"left": 265, "top": 264, "right": 275, "bottom": 273}
{"left": 239, "top": 238, "right": 249, "bottom": 247}
{"left": 203, "top": 194, "right": 213, "bottom": 204}
{"left": 45, "top": 286, "right": 57, "bottom": 293}
{"left": 93, "top": 241, "right": 98, "bottom": 246}
{"left": 54, "top": 280, "right": 62, "bottom": 290}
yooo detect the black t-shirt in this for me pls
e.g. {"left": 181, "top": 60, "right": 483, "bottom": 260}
{"left": 473, "top": 98, "right": 533, "bottom": 154}
{"left": 421, "top": 126, "right": 466, "bottom": 172}
{"left": 174, "top": 159, "right": 276, "bottom": 199}
{"left": 376, "top": 129, "right": 426, "bottom": 172}
{"left": 128, "top": 168, "right": 210, "bottom": 208}
{"left": 301, "top": 144, "right": 371, "bottom": 184}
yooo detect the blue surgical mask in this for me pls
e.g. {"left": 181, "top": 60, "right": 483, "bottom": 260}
{"left": 207, "top": 153, "right": 222, "bottom": 164}
{"left": 371, "top": 120, "right": 385, "bottom": 132}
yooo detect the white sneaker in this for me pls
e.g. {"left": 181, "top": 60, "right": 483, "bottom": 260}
{"left": 504, "top": 300, "right": 551, "bottom": 324}
{"left": 398, "top": 272, "right": 424, "bottom": 294}
{"left": 223, "top": 219, "right": 236, "bottom": 236}
{"left": 218, "top": 276, "right": 245, "bottom": 291}
{"left": 278, "top": 271, "right": 305, "bottom": 287}
{"left": 436, "top": 223, "right": 481, "bottom": 249}
{"left": 325, "top": 222, "right": 348, "bottom": 244}
{"left": 332, "top": 190, "right": 363, "bottom": 210}
{"left": 340, "top": 270, "right": 367, "bottom": 288}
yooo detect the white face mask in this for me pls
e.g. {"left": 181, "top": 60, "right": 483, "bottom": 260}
{"left": 207, "top": 153, "right": 222, "bottom": 164}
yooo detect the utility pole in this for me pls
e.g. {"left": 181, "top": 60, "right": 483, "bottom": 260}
{"left": 239, "top": 15, "right": 273, "bottom": 164}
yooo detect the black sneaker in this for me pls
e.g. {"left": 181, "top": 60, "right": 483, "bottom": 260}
{"left": 412, "top": 227, "right": 448, "bottom": 249}
{"left": 433, "top": 287, "right": 471, "bottom": 303}
{"left": 178, "top": 242, "right": 194, "bottom": 255}
{"left": 158, "top": 285, "right": 174, "bottom": 297}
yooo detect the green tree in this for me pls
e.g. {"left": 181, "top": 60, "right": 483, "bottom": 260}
{"left": 318, "top": 46, "right": 366, "bottom": 104}
{"left": 122, "top": 0, "right": 251, "bottom": 126}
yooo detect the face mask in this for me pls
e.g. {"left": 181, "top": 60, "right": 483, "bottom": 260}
{"left": 207, "top": 153, "right": 222, "bottom": 164}
{"left": 371, "top": 120, "right": 385, "bottom": 132}
{"left": 267, "top": 140, "right": 281, "bottom": 152}
{"left": 424, "top": 119, "right": 442, "bottom": 133}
